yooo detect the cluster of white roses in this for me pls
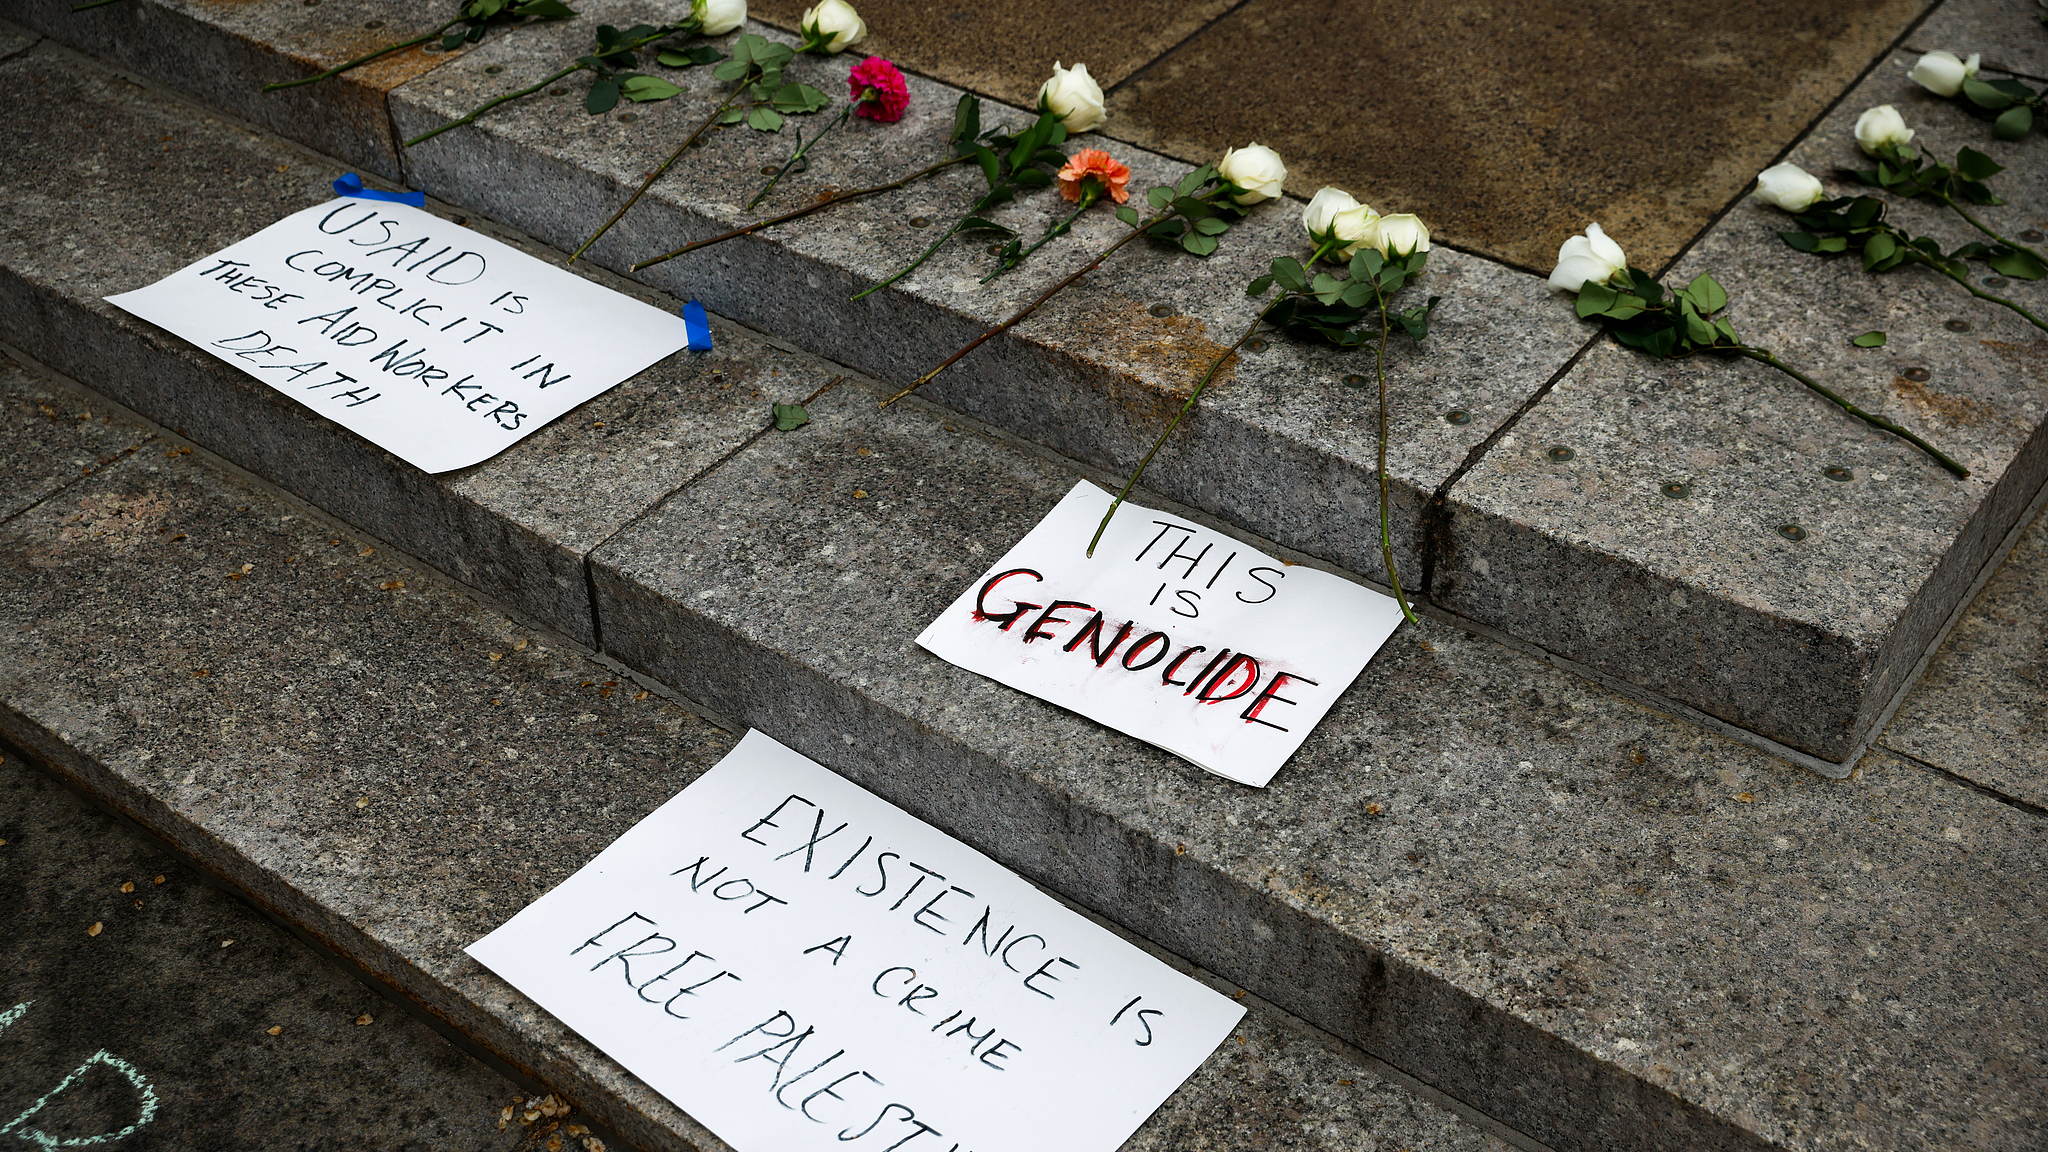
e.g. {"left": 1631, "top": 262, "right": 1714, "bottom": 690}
{"left": 1747, "top": 100, "right": 1923, "bottom": 215}
{"left": 1302, "top": 188, "right": 1431, "bottom": 260}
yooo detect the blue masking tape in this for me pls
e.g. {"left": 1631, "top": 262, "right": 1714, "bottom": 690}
{"left": 682, "top": 300, "right": 713, "bottom": 351}
{"left": 332, "top": 172, "right": 427, "bottom": 208}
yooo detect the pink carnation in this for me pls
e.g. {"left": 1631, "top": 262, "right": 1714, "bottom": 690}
{"left": 849, "top": 57, "right": 909, "bottom": 123}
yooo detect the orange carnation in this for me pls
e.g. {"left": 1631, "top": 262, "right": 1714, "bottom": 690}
{"left": 1056, "top": 149, "right": 1132, "bottom": 204}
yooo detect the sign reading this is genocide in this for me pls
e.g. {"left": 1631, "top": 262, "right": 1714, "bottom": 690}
{"left": 918, "top": 481, "right": 1405, "bottom": 787}
{"left": 106, "top": 198, "right": 693, "bottom": 472}
{"left": 468, "top": 731, "right": 1244, "bottom": 1152}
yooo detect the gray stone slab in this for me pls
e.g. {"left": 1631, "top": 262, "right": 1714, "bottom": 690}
{"left": 1906, "top": 0, "right": 2048, "bottom": 82}
{"left": 0, "top": 39, "right": 778, "bottom": 645}
{"left": 0, "top": 18, "right": 37, "bottom": 60}
{"left": 1883, "top": 506, "right": 2048, "bottom": 810}
{"left": 0, "top": 353, "right": 153, "bottom": 521}
{"left": 387, "top": 5, "right": 1587, "bottom": 591}
{"left": 1434, "top": 55, "right": 2048, "bottom": 761}
{"left": 590, "top": 375, "right": 2048, "bottom": 1152}
{"left": 0, "top": 416, "right": 1505, "bottom": 1152}
{"left": 0, "top": 756, "right": 542, "bottom": 1152}
{"left": 8, "top": 0, "right": 466, "bottom": 179}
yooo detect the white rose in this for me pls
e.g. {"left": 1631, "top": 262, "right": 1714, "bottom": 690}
{"left": 1216, "top": 143, "right": 1286, "bottom": 205}
{"left": 800, "top": 0, "right": 866, "bottom": 52}
{"left": 1751, "top": 162, "right": 1826, "bottom": 212}
{"left": 1853, "top": 104, "right": 1914, "bottom": 155}
{"left": 1330, "top": 203, "right": 1381, "bottom": 260}
{"left": 1038, "top": 62, "right": 1105, "bottom": 134}
{"left": 1302, "top": 186, "right": 1359, "bottom": 239}
{"left": 1907, "top": 50, "right": 1980, "bottom": 98}
{"left": 693, "top": 0, "right": 746, "bottom": 35}
{"left": 1364, "top": 212, "right": 1430, "bottom": 257}
{"left": 1548, "top": 223, "right": 1628, "bottom": 292}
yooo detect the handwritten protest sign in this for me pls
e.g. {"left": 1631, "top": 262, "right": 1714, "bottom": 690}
{"left": 918, "top": 481, "right": 1404, "bottom": 787}
{"left": 106, "top": 199, "right": 693, "bottom": 472}
{"left": 468, "top": 730, "right": 1243, "bottom": 1152}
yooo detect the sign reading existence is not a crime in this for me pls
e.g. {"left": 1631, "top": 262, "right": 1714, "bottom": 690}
{"left": 918, "top": 481, "right": 1406, "bottom": 788}
{"left": 105, "top": 198, "right": 693, "bottom": 473}
{"left": 467, "top": 731, "right": 1244, "bottom": 1152}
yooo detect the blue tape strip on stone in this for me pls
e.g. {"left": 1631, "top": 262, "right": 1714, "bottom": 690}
{"left": 332, "top": 173, "right": 427, "bottom": 208}
{"left": 683, "top": 300, "right": 714, "bottom": 351}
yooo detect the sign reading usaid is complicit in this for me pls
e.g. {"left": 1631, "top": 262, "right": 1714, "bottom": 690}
{"left": 106, "top": 198, "right": 693, "bottom": 472}
{"left": 918, "top": 482, "right": 1405, "bottom": 787}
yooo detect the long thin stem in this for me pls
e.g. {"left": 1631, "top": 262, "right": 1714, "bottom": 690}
{"left": 746, "top": 103, "right": 851, "bottom": 211}
{"left": 980, "top": 191, "right": 1095, "bottom": 285}
{"left": 1088, "top": 297, "right": 1282, "bottom": 556}
{"left": 1733, "top": 346, "right": 1969, "bottom": 478}
{"left": 567, "top": 84, "right": 748, "bottom": 264}
{"left": 71, "top": 0, "right": 127, "bottom": 10}
{"left": 404, "top": 60, "right": 584, "bottom": 147}
{"left": 632, "top": 154, "right": 971, "bottom": 271}
{"left": 265, "top": 19, "right": 459, "bottom": 91}
{"left": 1367, "top": 279, "right": 1419, "bottom": 624}
{"left": 880, "top": 201, "right": 1193, "bottom": 406}
{"left": 850, "top": 203, "right": 982, "bottom": 302}
{"left": 1927, "top": 256, "right": 2048, "bottom": 334}
{"left": 1938, "top": 194, "right": 2048, "bottom": 267}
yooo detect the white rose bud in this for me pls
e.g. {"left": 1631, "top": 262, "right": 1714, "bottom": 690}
{"left": 1330, "top": 203, "right": 1382, "bottom": 260}
{"left": 693, "top": 0, "right": 746, "bottom": 35}
{"left": 1038, "top": 62, "right": 1106, "bottom": 134}
{"left": 1548, "top": 222, "right": 1629, "bottom": 292}
{"left": 1751, "top": 162, "right": 1826, "bottom": 212}
{"left": 1907, "top": 50, "right": 1980, "bottom": 98}
{"left": 1853, "top": 104, "right": 1915, "bottom": 155}
{"left": 800, "top": 0, "right": 866, "bottom": 52}
{"left": 1302, "top": 186, "right": 1360, "bottom": 240}
{"left": 1365, "top": 212, "right": 1430, "bottom": 258}
{"left": 1216, "top": 143, "right": 1286, "bottom": 205}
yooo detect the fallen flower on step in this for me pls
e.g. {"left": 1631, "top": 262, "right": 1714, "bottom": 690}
{"left": 1554, "top": 223, "right": 1969, "bottom": 478}
{"left": 1908, "top": 51, "right": 2043, "bottom": 140}
{"left": 1909, "top": 50, "right": 1980, "bottom": 98}
{"left": 1039, "top": 61, "right": 1106, "bottom": 134}
{"left": 262, "top": 0, "right": 577, "bottom": 93}
{"left": 746, "top": 57, "right": 909, "bottom": 210}
{"left": 1091, "top": 195, "right": 1439, "bottom": 626}
{"left": 977, "top": 147, "right": 1132, "bottom": 283}
{"left": 1217, "top": 144, "right": 1286, "bottom": 205}
{"left": 1829, "top": 137, "right": 2047, "bottom": 280}
{"left": 1750, "top": 162, "right": 1825, "bottom": 212}
{"left": 800, "top": 0, "right": 869, "bottom": 54}
{"left": 880, "top": 151, "right": 1280, "bottom": 403}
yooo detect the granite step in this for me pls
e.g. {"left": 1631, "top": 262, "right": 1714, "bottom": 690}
{"left": 0, "top": 19, "right": 2045, "bottom": 1151}
{"left": 0, "top": 352, "right": 1522, "bottom": 1152}
{"left": 9, "top": 0, "right": 2044, "bottom": 763}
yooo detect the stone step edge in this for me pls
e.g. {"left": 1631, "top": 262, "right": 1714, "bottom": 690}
{"left": 1, "top": 7, "right": 1941, "bottom": 763}
{"left": 0, "top": 361, "right": 1556, "bottom": 1152}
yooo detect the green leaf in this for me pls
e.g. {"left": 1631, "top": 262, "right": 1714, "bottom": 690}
{"left": 1645, "top": 326, "right": 1679, "bottom": 359}
{"left": 1779, "top": 230, "right": 1820, "bottom": 252}
{"left": 1339, "top": 280, "right": 1375, "bottom": 308}
{"left": 516, "top": 0, "right": 577, "bottom": 16}
{"left": 772, "top": 82, "right": 830, "bottom": 114}
{"left": 1174, "top": 167, "right": 1210, "bottom": 197}
{"left": 1575, "top": 282, "right": 1619, "bottom": 319}
{"left": 1114, "top": 205, "right": 1139, "bottom": 227}
{"left": 1963, "top": 76, "right": 2014, "bottom": 109}
{"left": 1193, "top": 216, "right": 1229, "bottom": 235}
{"left": 1862, "top": 232, "right": 1897, "bottom": 271}
{"left": 1180, "top": 231, "right": 1219, "bottom": 256}
{"left": 1310, "top": 271, "right": 1342, "bottom": 301}
{"left": 1034, "top": 148, "right": 1068, "bottom": 166}
{"left": 1713, "top": 317, "right": 1740, "bottom": 345}
{"left": 1955, "top": 147, "right": 2004, "bottom": 182}
{"left": 586, "top": 78, "right": 619, "bottom": 114}
{"left": 951, "top": 94, "right": 981, "bottom": 147}
{"left": 1396, "top": 297, "right": 1440, "bottom": 342}
{"left": 1844, "top": 197, "right": 1883, "bottom": 228}
{"left": 772, "top": 402, "right": 809, "bottom": 431}
{"left": 1352, "top": 249, "right": 1385, "bottom": 280}
{"left": 1246, "top": 274, "right": 1274, "bottom": 297}
{"left": 1684, "top": 312, "right": 1715, "bottom": 345}
{"left": 957, "top": 216, "right": 1013, "bottom": 234}
{"left": 747, "top": 106, "right": 784, "bottom": 131}
{"left": 1685, "top": 273, "right": 1728, "bottom": 315}
{"left": 1994, "top": 104, "right": 2034, "bottom": 141}
{"left": 1816, "top": 236, "right": 1850, "bottom": 253}
{"left": 658, "top": 47, "right": 724, "bottom": 67}
{"left": 1851, "top": 331, "right": 1887, "bottom": 348}
{"left": 712, "top": 58, "right": 750, "bottom": 82}
{"left": 718, "top": 107, "right": 746, "bottom": 124}
{"left": 620, "top": 75, "right": 682, "bottom": 102}
{"left": 1989, "top": 248, "right": 2048, "bottom": 279}
{"left": 1145, "top": 219, "right": 1186, "bottom": 239}
{"left": 1146, "top": 186, "right": 1173, "bottom": 210}
{"left": 1012, "top": 168, "right": 1052, "bottom": 188}
{"left": 1271, "top": 257, "right": 1306, "bottom": 293}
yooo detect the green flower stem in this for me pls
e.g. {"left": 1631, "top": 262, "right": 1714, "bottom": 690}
{"left": 401, "top": 25, "right": 677, "bottom": 148}
{"left": 1925, "top": 254, "right": 2048, "bottom": 334}
{"left": 630, "top": 154, "right": 971, "bottom": 272}
{"left": 979, "top": 186, "right": 1098, "bottom": 285}
{"left": 851, "top": 200, "right": 988, "bottom": 303}
{"left": 567, "top": 83, "right": 749, "bottom": 265}
{"left": 1087, "top": 296, "right": 1282, "bottom": 557}
{"left": 264, "top": 19, "right": 461, "bottom": 91}
{"left": 747, "top": 102, "right": 852, "bottom": 211}
{"left": 878, "top": 192, "right": 1230, "bottom": 406}
{"left": 1366, "top": 277, "right": 1419, "bottom": 624}
{"left": 1936, "top": 193, "right": 2048, "bottom": 267}
{"left": 71, "top": 0, "right": 127, "bottom": 10}
{"left": 1732, "top": 346, "right": 1969, "bottom": 478}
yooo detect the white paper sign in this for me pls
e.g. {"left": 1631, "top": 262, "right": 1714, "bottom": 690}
{"left": 468, "top": 730, "right": 1244, "bottom": 1152}
{"left": 105, "top": 198, "right": 693, "bottom": 472}
{"left": 918, "top": 481, "right": 1404, "bottom": 788}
